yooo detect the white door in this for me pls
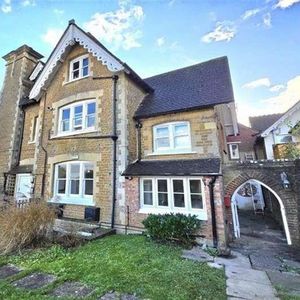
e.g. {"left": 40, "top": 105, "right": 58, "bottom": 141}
{"left": 231, "top": 197, "right": 240, "bottom": 238}
{"left": 15, "top": 174, "right": 33, "bottom": 200}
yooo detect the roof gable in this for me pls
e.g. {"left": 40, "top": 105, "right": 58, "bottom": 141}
{"left": 260, "top": 100, "right": 300, "bottom": 137}
{"left": 134, "top": 56, "right": 234, "bottom": 119}
{"left": 29, "top": 20, "right": 125, "bottom": 100}
{"left": 249, "top": 114, "right": 283, "bottom": 133}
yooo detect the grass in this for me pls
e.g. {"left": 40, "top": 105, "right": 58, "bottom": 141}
{"left": 0, "top": 235, "right": 226, "bottom": 300}
{"left": 275, "top": 286, "right": 300, "bottom": 300}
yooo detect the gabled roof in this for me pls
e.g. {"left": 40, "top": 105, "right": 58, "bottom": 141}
{"left": 122, "top": 158, "right": 221, "bottom": 176}
{"left": 28, "top": 20, "right": 152, "bottom": 101}
{"left": 259, "top": 100, "right": 300, "bottom": 137}
{"left": 249, "top": 114, "right": 283, "bottom": 133}
{"left": 134, "top": 56, "right": 234, "bottom": 119}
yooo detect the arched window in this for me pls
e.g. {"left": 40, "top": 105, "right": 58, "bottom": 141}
{"left": 153, "top": 121, "right": 191, "bottom": 153}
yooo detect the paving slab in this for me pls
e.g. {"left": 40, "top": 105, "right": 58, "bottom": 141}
{"left": 249, "top": 254, "right": 283, "bottom": 271}
{"left": 12, "top": 272, "right": 56, "bottom": 290}
{"left": 182, "top": 247, "right": 214, "bottom": 262}
{"left": 0, "top": 264, "right": 22, "bottom": 280}
{"left": 283, "top": 259, "right": 300, "bottom": 270}
{"left": 50, "top": 281, "right": 94, "bottom": 298}
{"left": 99, "top": 292, "right": 140, "bottom": 300}
{"left": 267, "top": 270, "right": 300, "bottom": 295}
{"left": 215, "top": 256, "right": 251, "bottom": 269}
{"left": 207, "top": 262, "right": 223, "bottom": 269}
{"left": 226, "top": 278, "right": 278, "bottom": 299}
{"left": 226, "top": 266, "right": 271, "bottom": 284}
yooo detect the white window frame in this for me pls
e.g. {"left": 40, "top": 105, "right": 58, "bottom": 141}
{"left": 29, "top": 116, "right": 39, "bottom": 143}
{"left": 57, "top": 100, "right": 97, "bottom": 136}
{"left": 69, "top": 54, "right": 89, "bottom": 82}
{"left": 228, "top": 143, "right": 240, "bottom": 160}
{"left": 51, "top": 161, "right": 95, "bottom": 206}
{"left": 153, "top": 121, "right": 192, "bottom": 154}
{"left": 140, "top": 177, "right": 207, "bottom": 220}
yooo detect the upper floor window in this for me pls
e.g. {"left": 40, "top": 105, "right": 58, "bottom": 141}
{"left": 153, "top": 122, "right": 191, "bottom": 153}
{"left": 54, "top": 161, "right": 94, "bottom": 199}
{"left": 69, "top": 55, "right": 89, "bottom": 81}
{"left": 30, "top": 116, "right": 39, "bottom": 143}
{"left": 229, "top": 143, "right": 240, "bottom": 160}
{"left": 58, "top": 100, "right": 96, "bottom": 135}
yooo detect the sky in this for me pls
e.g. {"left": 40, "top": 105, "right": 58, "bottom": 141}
{"left": 0, "top": 0, "right": 300, "bottom": 125}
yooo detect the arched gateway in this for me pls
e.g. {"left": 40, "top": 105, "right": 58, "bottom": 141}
{"left": 223, "top": 161, "right": 300, "bottom": 246}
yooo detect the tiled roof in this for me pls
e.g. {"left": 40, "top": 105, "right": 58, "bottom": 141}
{"left": 122, "top": 158, "right": 221, "bottom": 176}
{"left": 249, "top": 114, "right": 283, "bottom": 133}
{"left": 135, "top": 56, "right": 234, "bottom": 119}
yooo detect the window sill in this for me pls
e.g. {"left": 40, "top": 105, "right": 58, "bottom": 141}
{"left": 138, "top": 208, "right": 207, "bottom": 220}
{"left": 147, "top": 150, "right": 197, "bottom": 156}
{"left": 28, "top": 141, "right": 36, "bottom": 144}
{"left": 48, "top": 196, "right": 95, "bottom": 206}
{"left": 63, "top": 75, "right": 90, "bottom": 86}
{"left": 51, "top": 129, "right": 98, "bottom": 139}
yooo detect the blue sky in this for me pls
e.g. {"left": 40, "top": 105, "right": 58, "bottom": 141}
{"left": 0, "top": 0, "right": 300, "bottom": 125}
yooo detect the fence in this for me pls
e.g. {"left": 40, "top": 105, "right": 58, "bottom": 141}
{"left": 0, "top": 196, "right": 32, "bottom": 212}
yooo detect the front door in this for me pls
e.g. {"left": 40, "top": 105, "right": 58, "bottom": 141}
{"left": 15, "top": 174, "right": 33, "bottom": 200}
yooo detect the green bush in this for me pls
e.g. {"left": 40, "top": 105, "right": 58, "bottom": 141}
{"left": 142, "top": 213, "right": 202, "bottom": 246}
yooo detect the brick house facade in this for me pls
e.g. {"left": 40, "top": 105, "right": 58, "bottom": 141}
{"left": 0, "top": 20, "right": 239, "bottom": 247}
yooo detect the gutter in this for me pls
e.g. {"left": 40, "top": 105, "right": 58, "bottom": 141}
{"left": 208, "top": 176, "right": 218, "bottom": 248}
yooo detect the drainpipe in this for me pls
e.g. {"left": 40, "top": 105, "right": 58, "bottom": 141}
{"left": 208, "top": 175, "right": 218, "bottom": 248}
{"left": 93, "top": 75, "right": 119, "bottom": 228}
{"left": 136, "top": 121, "right": 142, "bottom": 161}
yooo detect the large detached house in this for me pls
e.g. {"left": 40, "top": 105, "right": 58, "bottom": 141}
{"left": 0, "top": 20, "right": 238, "bottom": 247}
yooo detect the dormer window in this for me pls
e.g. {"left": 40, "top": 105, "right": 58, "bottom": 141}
{"left": 153, "top": 122, "right": 191, "bottom": 154}
{"left": 58, "top": 100, "right": 96, "bottom": 136}
{"left": 69, "top": 55, "right": 89, "bottom": 81}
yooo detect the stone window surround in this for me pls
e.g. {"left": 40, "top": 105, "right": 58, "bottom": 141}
{"left": 50, "top": 90, "right": 102, "bottom": 139}
{"left": 139, "top": 177, "right": 207, "bottom": 220}
{"left": 152, "top": 121, "right": 193, "bottom": 155}
{"left": 68, "top": 54, "right": 89, "bottom": 82}
{"left": 47, "top": 152, "right": 100, "bottom": 206}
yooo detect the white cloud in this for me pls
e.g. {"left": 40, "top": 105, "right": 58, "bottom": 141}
{"left": 274, "top": 0, "right": 300, "bottom": 8}
{"left": 156, "top": 37, "right": 165, "bottom": 47}
{"left": 201, "top": 21, "right": 236, "bottom": 43}
{"left": 242, "top": 8, "right": 261, "bottom": 20}
{"left": 269, "top": 84, "right": 285, "bottom": 92}
{"left": 41, "top": 28, "right": 64, "bottom": 47}
{"left": 263, "top": 12, "right": 272, "bottom": 27}
{"left": 53, "top": 8, "right": 64, "bottom": 15}
{"left": 242, "top": 77, "right": 271, "bottom": 89}
{"left": 1, "top": 0, "right": 11, "bottom": 13}
{"left": 21, "top": 0, "right": 35, "bottom": 7}
{"left": 83, "top": 1, "right": 144, "bottom": 50}
{"left": 238, "top": 75, "right": 300, "bottom": 125}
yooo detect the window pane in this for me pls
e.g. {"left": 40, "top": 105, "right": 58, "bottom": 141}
{"left": 82, "top": 66, "right": 89, "bottom": 77}
{"left": 174, "top": 136, "right": 189, "bottom": 148}
{"left": 158, "top": 180, "right": 167, "bottom": 192}
{"left": 191, "top": 195, "right": 203, "bottom": 209}
{"left": 73, "top": 61, "right": 79, "bottom": 70}
{"left": 156, "top": 137, "right": 170, "bottom": 149}
{"left": 72, "top": 70, "right": 79, "bottom": 79}
{"left": 174, "top": 194, "right": 185, "bottom": 207}
{"left": 58, "top": 180, "right": 66, "bottom": 194}
{"left": 158, "top": 193, "right": 168, "bottom": 206}
{"left": 85, "top": 180, "right": 93, "bottom": 195}
{"left": 82, "top": 58, "right": 88, "bottom": 67}
{"left": 143, "top": 180, "right": 152, "bottom": 192}
{"left": 156, "top": 127, "right": 169, "bottom": 137}
{"left": 62, "top": 108, "right": 70, "bottom": 120}
{"left": 58, "top": 165, "right": 66, "bottom": 178}
{"left": 143, "top": 192, "right": 153, "bottom": 205}
{"left": 87, "top": 115, "right": 95, "bottom": 128}
{"left": 75, "top": 105, "right": 83, "bottom": 115}
{"left": 70, "top": 164, "right": 80, "bottom": 179}
{"left": 70, "top": 180, "right": 80, "bottom": 194}
{"left": 174, "top": 124, "right": 188, "bottom": 135}
{"left": 173, "top": 180, "right": 184, "bottom": 193}
{"left": 62, "top": 120, "right": 70, "bottom": 132}
{"left": 87, "top": 102, "right": 96, "bottom": 114}
{"left": 84, "top": 164, "right": 94, "bottom": 179}
{"left": 190, "top": 180, "right": 201, "bottom": 193}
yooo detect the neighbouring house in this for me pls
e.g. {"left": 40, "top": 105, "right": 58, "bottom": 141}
{"left": 250, "top": 101, "right": 300, "bottom": 159}
{"left": 0, "top": 20, "right": 239, "bottom": 247}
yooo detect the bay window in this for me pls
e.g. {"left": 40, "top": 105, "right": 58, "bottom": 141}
{"left": 54, "top": 161, "right": 94, "bottom": 203}
{"left": 69, "top": 55, "right": 89, "bottom": 81}
{"left": 153, "top": 122, "right": 191, "bottom": 153}
{"left": 58, "top": 100, "right": 96, "bottom": 135}
{"left": 140, "top": 177, "right": 206, "bottom": 218}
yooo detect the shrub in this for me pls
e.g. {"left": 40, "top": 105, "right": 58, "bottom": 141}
{"left": 142, "top": 213, "right": 202, "bottom": 246}
{"left": 0, "top": 200, "right": 55, "bottom": 255}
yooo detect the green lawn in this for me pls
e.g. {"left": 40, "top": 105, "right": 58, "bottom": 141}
{"left": 0, "top": 235, "right": 226, "bottom": 300}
